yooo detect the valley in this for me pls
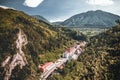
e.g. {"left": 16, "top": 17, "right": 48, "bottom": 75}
{"left": 0, "top": 5, "right": 119, "bottom": 80}
{"left": 48, "top": 24, "right": 120, "bottom": 80}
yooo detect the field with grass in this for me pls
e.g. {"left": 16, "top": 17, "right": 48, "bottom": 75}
{"left": 69, "top": 28, "right": 108, "bottom": 37}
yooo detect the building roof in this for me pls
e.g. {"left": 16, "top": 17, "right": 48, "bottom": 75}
{"left": 39, "top": 62, "right": 53, "bottom": 69}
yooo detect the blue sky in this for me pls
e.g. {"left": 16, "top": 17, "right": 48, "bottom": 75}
{"left": 0, "top": 0, "right": 120, "bottom": 22}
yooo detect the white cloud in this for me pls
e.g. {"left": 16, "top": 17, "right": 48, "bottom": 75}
{"left": 23, "top": 0, "right": 44, "bottom": 8}
{"left": 86, "top": 0, "right": 114, "bottom": 6}
{"left": 0, "top": 5, "right": 15, "bottom": 9}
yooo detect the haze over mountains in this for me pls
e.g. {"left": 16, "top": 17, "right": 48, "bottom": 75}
{"left": 32, "top": 15, "right": 50, "bottom": 24}
{"left": 60, "top": 10, "right": 120, "bottom": 28}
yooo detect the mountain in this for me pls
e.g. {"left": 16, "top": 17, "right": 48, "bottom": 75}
{"left": 32, "top": 15, "right": 51, "bottom": 25}
{"left": 0, "top": 7, "right": 74, "bottom": 80}
{"left": 61, "top": 10, "right": 120, "bottom": 28}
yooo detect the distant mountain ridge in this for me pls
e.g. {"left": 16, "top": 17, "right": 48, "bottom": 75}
{"left": 32, "top": 15, "right": 51, "bottom": 24}
{"left": 61, "top": 10, "right": 120, "bottom": 28}
{"left": 52, "top": 21, "right": 62, "bottom": 25}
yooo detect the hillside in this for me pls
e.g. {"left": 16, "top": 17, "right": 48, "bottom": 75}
{"left": 61, "top": 10, "right": 120, "bottom": 28}
{"left": 0, "top": 8, "right": 75, "bottom": 80}
{"left": 50, "top": 24, "right": 120, "bottom": 80}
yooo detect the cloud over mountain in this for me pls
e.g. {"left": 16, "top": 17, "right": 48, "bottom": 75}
{"left": 86, "top": 0, "right": 114, "bottom": 6}
{"left": 0, "top": 0, "right": 120, "bottom": 22}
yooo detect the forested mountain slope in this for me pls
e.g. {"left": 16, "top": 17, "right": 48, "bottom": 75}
{"left": 0, "top": 8, "right": 75, "bottom": 80}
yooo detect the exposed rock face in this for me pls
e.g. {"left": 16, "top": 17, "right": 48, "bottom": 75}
{"left": 1, "top": 29, "right": 28, "bottom": 80}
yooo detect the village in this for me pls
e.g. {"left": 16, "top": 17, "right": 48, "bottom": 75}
{"left": 39, "top": 41, "right": 86, "bottom": 80}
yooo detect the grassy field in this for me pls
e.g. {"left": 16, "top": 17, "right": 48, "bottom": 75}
{"left": 69, "top": 28, "right": 108, "bottom": 37}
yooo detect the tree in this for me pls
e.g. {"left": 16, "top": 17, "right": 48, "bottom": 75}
{"left": 115, "top": 19, "right": 120, "bottom": 25}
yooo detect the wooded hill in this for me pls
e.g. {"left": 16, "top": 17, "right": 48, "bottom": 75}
{"left": 0, "top": 8, "right": 77, "bottom": 80}
{"left": 50, "top": 24, "right": 120, "bottom": 80}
